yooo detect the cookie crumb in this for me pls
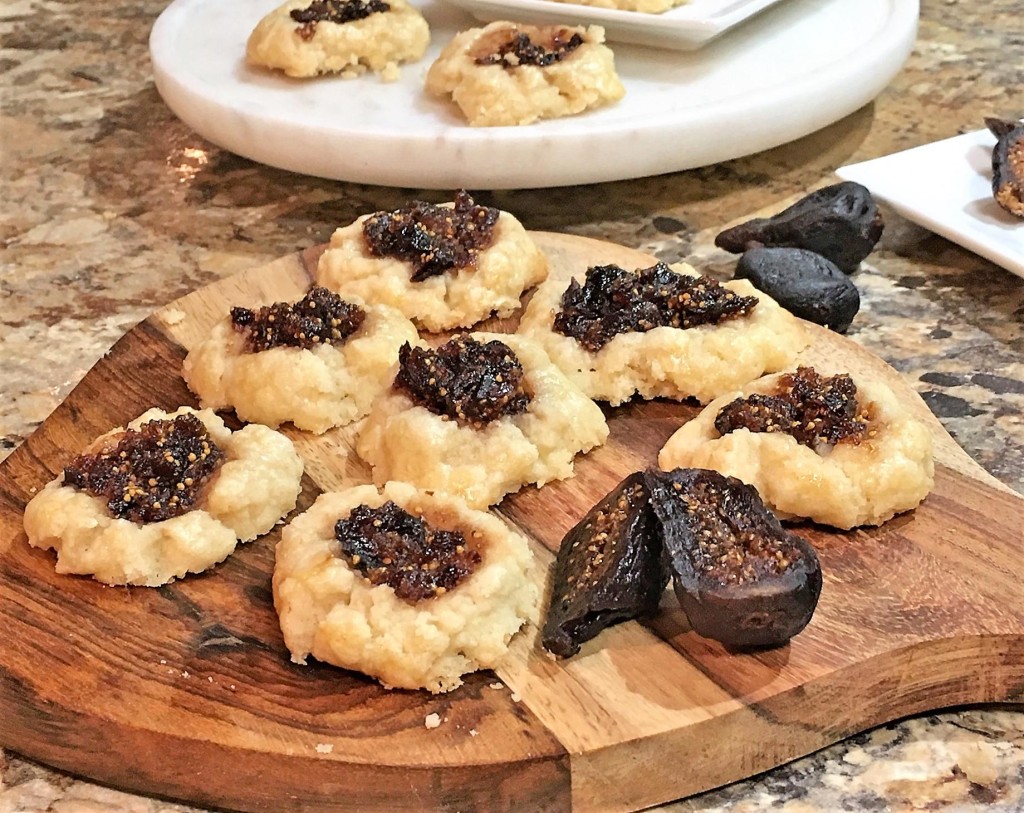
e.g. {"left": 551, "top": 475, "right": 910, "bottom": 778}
{"left": 424, "top": 713, "right": 442, "bottom": 729}
{"left": 469, "top": 728, "right": 479, "bottom": 737}
{"left": 489, "top": 682, "right": 503, "bottom": 690}
{"left": 315, "top": 743, "right": 334, "bottom": 754}
{"left": 163, "top": 307, "right": 186, "bottom": 326}
{"left": 510, "top": 692, "right": 521, "bottom": 702}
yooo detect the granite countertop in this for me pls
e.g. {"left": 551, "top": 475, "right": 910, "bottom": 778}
{"left": 2, "top": 0, "right": 1024, "bottom": 810}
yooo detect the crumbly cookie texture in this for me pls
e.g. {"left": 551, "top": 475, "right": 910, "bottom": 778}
{"left": 425, "top": 22, "right": 625, "bottom": 127}
{"left": 317, "top": 200, "right": 548, "bottom": 332}
{"left": 246, "top": 0, "right": 429, "bottom": 79}
{"left": 518, "top": 263, "right": 808, "bottom": 406}
{"left": 23, "top": 407, "right": 304, "bottom": 586}
{"left": 273, "top": 481, "right": 538, "bottom": 693}
{"left": 547, "top": 0, "right": 685, "bottom": 12}
{"left": 658, "top": 372, "right": 935, "bottom": 529}
{"left": 357, "top": 333, "right": 609, "bottom": 508}
{"left": 182, "top": 298, "right": 419, "bottom": 434}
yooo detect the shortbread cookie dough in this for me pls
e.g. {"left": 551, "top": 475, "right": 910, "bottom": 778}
{"left": 658, "top": 367, "right": 935, "bottom": 529}
{"left": 357, "top": 333, "right": 609, "bottom": 508}
{"left": 246, "top": 0, "right": 429, "bottom": 79}
{"left": 23, "top": 407, "right": 304, "bottom": 586}
{"left": 274, "top": 481, "right": 538, "bottom": 693}
{"left": 425, "top": 22, "right": 625, "bottom": 126}
{"left": 518, "top": 261, "right": 808, "bottom": 406}
{"left": 183, "top": 287, "right": 419, "bottom": 434}
{"left": 547, "top": 0, "right": 685, "bottom": 13}
{"left": 317, "top": 191, "right": 548, "bottom": 331}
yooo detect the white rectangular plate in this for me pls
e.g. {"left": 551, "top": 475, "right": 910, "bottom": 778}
{"left": 440, "top": 0, "right": 786, "bottom": 50}
{"left": 837, "top": 127, "right": 1024, "bottom": 279}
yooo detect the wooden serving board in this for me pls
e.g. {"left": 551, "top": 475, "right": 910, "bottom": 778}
{"left": 2, "top": 233, "right": 1023, "bottom": 813}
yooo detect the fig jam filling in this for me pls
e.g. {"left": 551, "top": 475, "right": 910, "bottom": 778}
{"left": 475, "top": 29, "right": 585, "bottom": 69}
{"left": 662, "top": 475, "right": 801, "bottom": 586}
{"left": 290, "top": 0, "right": 390, "bottom": 40}
{"left": 230, "top": 286, "right": 365, "bottom": 353}
{"left": 334, "top": 501, "right": 481, "bottom": 602}
{"left": 362, "top": 190, "right": 500, "bottom": 282}
{"left": 553, "top": 263, "right": 759, "bottom": 352}
{"left": 393, "top": 336, "right": 531, "bottom": 427}
{"left": 63, "top": 414, "right": 224, "bottom": 524}
{"left": 714, "top": 366, "right": 870, "bottom": 448}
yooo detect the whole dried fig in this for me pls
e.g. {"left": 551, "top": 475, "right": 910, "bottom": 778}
{"left": 646, "top": 468, "right": 821, "bottom": 649}
{"left": 542, "top": 472, "right": 668, "bottom": 658}
{"left": 735, "top": 247, "right": 860, "bottom": 333}
{"left": 715, "top": 182, "right": 884, "bottom": 273}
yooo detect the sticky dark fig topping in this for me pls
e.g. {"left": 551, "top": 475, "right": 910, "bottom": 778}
{"left": 475, "top": 29, "right": 585, "bottom": 69}
{"left": 553, "top": 262, "right": 759, "bottom": 352}
{"left": 63, "top": 414, "right": 224, "bottom": 525}
{"left": 542, "top": 472, "right": 668, "bottom": 658}
{"left": 230, "top": 286, "right": 366, "bottom": 353}
{"left": 290, "top": 0, "right": 390, "bottom": 40}
{"left": 734, "top": 247, "right": 860, "bottom": 334}
{"left": 645, "top": 468, "right": 822, "bottom": 649}
{"left": 334, "top": 501, "right": 480, "bottom": 603}
{"left": 362, "top": 190, "right": 500, "bottom": 281}
{"left": 984, "top": 117, "right": 1024, "bottom": 219}
{"left": 714, "top": 366, "right": 870, "bottom": 449}
{"left": 715, "top": 182, "right": 884, "bottom": 274}
{"left": 393, "top": 336, "right": 531, "bottom": 428}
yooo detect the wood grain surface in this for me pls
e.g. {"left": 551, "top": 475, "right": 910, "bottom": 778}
{"left": 1, "top": 233, "right": 1022, "bottom": 813}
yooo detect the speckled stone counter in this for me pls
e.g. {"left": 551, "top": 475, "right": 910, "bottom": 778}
{"left": 2, "top": 0, "right": 1023, "bottom": 810}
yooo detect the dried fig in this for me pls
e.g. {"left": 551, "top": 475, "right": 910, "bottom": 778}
{"left": 542, "top": 472, "right": 668, "bottom": 657}
{"left": 715, "top": 182, "right": 884, "bottom": 273}
{"left": 646, "top": 468, "right": 821, "bottom": 649}
{"left": 985, "top": 117, "right": 1024, "bottom": 219}
{"left": 735, "top": 247, "right": 860, "bottom": 333}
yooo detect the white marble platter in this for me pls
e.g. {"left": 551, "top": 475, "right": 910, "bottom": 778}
{"left": 150, "top": 0, "right": 918, "bottom": 189}
{"left": 838, "top": 126, "right": 1024, "bottom": 279}
{"left": 441, "top": 0, "right": 785, "bottom": 51}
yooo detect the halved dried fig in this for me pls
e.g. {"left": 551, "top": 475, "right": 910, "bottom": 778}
{"left": 985, "top": 117, "right": 1024, "bottom": 219}
{"left": 542, "top": 472, "right": 667, "bottom": 657}
{"left": 646, "top": 468, "right": 821, "bottom": 649}
{"left": 715, "top": 182, "right": 884, "bottom": 274}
